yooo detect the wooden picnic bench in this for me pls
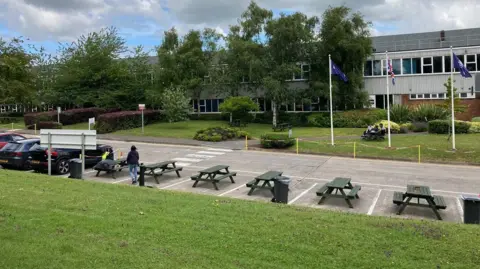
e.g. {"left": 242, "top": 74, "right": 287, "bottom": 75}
{"left": 140, "top": 161, "right": 183, "bottom": 184}
{"left": 393, "top": 185, "right": 447, "bottom": 220}
{"left": 93, "top": 157, "right": 128, "bottom": 179}
{"left": 191, "top": 165, "right": 237, "bottom": 190}
{"left": 246, "top": 170, "right": 283, "bottom": 196}
{"left": 316, "top": 177, "right": 361, "bottom": 208}
{"left": 272, "top": 123, "right": 290, "bottom": 132}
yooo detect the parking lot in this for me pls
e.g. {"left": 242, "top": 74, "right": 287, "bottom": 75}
{"left": 36, "top": 139, "right": 477, "bottom": 223}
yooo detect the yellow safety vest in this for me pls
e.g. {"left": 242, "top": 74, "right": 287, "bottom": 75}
{"left": 102, "top": 151, "right": 110, "bottom": 160}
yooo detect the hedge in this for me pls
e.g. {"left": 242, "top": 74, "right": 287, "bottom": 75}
{"left": 27, "top": 121, "right": 62, "bottom": 130}
{"left": 95, "top": 110, "right": 161, "bottom": 134}
{"left": 193, "top": 127, "right": 249, "bottom": 142}
{"left": 428, "top": 120, "right": 471, "bottom": 134}
{"left": 260, "top": 133, "right": 295, "bottom": 149}
{"left": 24, "top": 108, "right": 119, "bottom": 126}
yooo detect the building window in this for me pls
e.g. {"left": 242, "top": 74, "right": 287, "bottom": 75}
{"left": 293, "top": 64, "right": 310, "bottom": 80}
{"left": 199, "top": 99, "right": 206, "bottom": 112}
{"left": 460, "top": 93, "right": 468, "bottom": 98}
{"left": 433, "top": 56, "right": 443, "bottom": 73}
{"left": 204, "top": 74, "right": 211, "bottom": 84}
{"left": 412, "top": 58, "right": 421, "bottom": 74}
{"left": 295, "top": 101, "right": 303, "bottom": 112}
{"left": 403, "top": 59, "right": 412, "bottom": 74}
{"left": 373, "top": 60, "right": 381, "bottom": 75}
{"left": 422, "top": 57, "right": 433, "bottom": 74}
{"left": 364, "top": 61, "right": 373, "bottom": 76}
{"left": 392, "top": 59, "right": 401, "bottom": 75}
{"left": 438, "top": 93, "right": 445, "bottom": 98}
{"left": 311, "top": 97, "right": 320, "bottom": 111}
{"left": 211, "top": 99, "right": 218, "bottom": 112}
{"left": 410, "top": 94, "right": 416, "bottom": 99}
{"left": 466, "top": 54, "right": 476, "bottom": 71}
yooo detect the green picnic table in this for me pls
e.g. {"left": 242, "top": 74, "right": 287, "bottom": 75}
{"left": 191, "top": 165, "right": 237, "bottom": 190}
{"left": 93, "top": 157, "right": 128, "bottom": 179}
{"left": 393, "top": 185, "right": 447, "bottom": 220}
{"left": 246, "top": 170, "right": 283, "bottom": 196}
{"left": 316, "top": 177, "right": 361, "bottom": 208}
{"left": 141, "top": 161, "right": 183, "bottom": 184}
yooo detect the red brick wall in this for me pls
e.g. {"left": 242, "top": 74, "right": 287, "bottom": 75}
{"left": 401, "top": 95, "right": 480, "bottom": 121}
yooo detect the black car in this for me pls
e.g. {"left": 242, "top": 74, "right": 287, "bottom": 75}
{"left": 28, "top": 144, "right": 113, "bottom": 175}
{"left": 0, "top": 139, "right": 40, "bottom": 170}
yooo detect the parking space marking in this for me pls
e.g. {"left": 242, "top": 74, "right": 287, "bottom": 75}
{"left": 174, "top": 162, "right": 192, "bottom": 167}
{"left": 173, "top": 157, "right": 203, "bottom": 163}
{"left": 367, "top": 189, "right": 382, "bottom": 215}
{"left": 206, "top": 148, "right": 233, "bottom": 152}
{"left": 218, "top": 184, "right": 247, "bottom": 197}
{"left": 196, "top": 151, "right": 225, "bottom": 155}
{"left": 186, "top": 154, "right": 215, "bottom": 159}
{"left": 288, "top": 183, "right": 318, "bottom": 205}
{"left": 160, "top": 178, "right": 191, "bottom": 189}
{"left": 456, "top": 198, "right": 464, "bottom": 223}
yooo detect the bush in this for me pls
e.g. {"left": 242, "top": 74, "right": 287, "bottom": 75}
{"left": 95, "top": 110, "right": 161, "bottom": 134}
{"left": 0, "top": 117, "right": 20, "bottom": 124}
{"left": 219, "top": 96, "right": 259, "bottom": 122}
{"left": 472, "top": 117, "right": 480, "bottom": 122}
{"left": 409, "top": 104, "right": 448, "bottom": 122}
{"left": 399, "top": 123, "right": 412, "bottom": 134}
{"left": 27, "top": 121, "right": 62, "bottom": 130}
{"left": 374, "top": 120, "right": 400, "bottom": 133}
{"left": 468, "top": 122, "right": 480, "bottom": 133}
{"left": 390, "top": 104, "right": 411, "bottom": 123}
{"left": 24, "top": 108, "right": 117, "bottom": 126}
{"left": 428, "top": 120, "right": 471, "bottom": 134}
{"left": 411, "top": 121, "right": 428, "bottom": 132}
{"left": 193, "top": 127, "right": 249, "bottom": 142}
{"left": 260, "top": 133, "right": 295, "bottom": 149}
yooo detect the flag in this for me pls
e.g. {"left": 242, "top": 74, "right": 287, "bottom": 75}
{"left": 452, "top": 53, "right": 472, "bottom": 78}
{"left": 388, "top": 59, "right": 396, "bottom": 85}
{"left": 331, "top": 60, "right": 348, "bottom": 83}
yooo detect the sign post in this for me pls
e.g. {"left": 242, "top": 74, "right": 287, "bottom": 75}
{"left": 47, "top": 132, "right": 52, "bottom": 176}
{"left": 88, "top": 117, "right": 95, "bottom": 130}
{"left": 57, "top": 107, "right": 61, "bottom": 123}
{"left": 139, "top": 104, "right": 145, "bottom": 134}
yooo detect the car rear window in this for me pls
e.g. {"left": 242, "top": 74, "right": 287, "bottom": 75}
{"left": 0, "top": 135, "right": 10, "bottom": 142}
{"left": 2, "top": 143, "right": 21, "bottom": 151}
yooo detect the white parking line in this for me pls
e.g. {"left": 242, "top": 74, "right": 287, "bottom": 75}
{"left": 196, "top": 151, "right": 225, "bottom": 155}
{"left": 160, "top": 178, "right": 191, "bottom": 189}
{"left": 288, "top": 183, "right": 318, "bottom": 205}
{"left": 173, "top": 157, "right": 203, "bottom": 163}
{"left": 368, "top": 190, "right": 382, "bottom": 215}
{"left": 218, "top": 184, "right": 246, "bottom": 197}
{"left": 174, "top": 162, "right": 192, "bottom": 167}
{"left": 186, "top": 154, "right": 215, "bottom": 159}
{"left": 206, "top": 148, "right": 233, "bottom": 152}
{"left": 456, "top": 198, "right": 464, "bottom": 223}
{"left": 113, "top": 177, "right": 130, "bottom": 184}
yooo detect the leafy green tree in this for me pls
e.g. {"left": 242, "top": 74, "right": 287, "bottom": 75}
{"left": 219, "top": 96, "right": 259, "bottom": 122}
{"left": 0, "top": 37, "right": 36, "bottom": 104}
{"left": 311, "top": 5, "right": 373, "bottom": 110}
{"left": 30, "top": 45, "right": 59, "bottom": 106}
{"left": 160, "top": 87, "right": 192, "bottom": 122}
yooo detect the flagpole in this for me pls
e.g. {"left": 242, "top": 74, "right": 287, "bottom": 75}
{"left": 329, "top": 54, "right": 334, "bottom": 146}
{"left": 386, "top": 51, "right": 391, "bottom": 148}
{"left": 450, "top": 46, "right": 456, "bottom": 150}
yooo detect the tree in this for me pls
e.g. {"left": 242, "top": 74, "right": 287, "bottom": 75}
{"left": 160, "top": 87, "right": 192, "bottom": 123}
{"left": 311, "top": 5, "right": 373, "bottom": 110}
{"left": 440, "top": 77, "right": 467, "bottom": 114}
{"left": 0, "top": 37, "right": 36, "bottom": 104}
{"left": 219, "top": 96, "right": 259, "bottom": 122}
{"left": 30, "top": 45, "right": 59, "bottom": 106}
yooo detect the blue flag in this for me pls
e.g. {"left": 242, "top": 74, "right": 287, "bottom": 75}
{"left": 331, "top": 60, "right": 348, "bottom": 83}
{"left": 453, "top": 53, "right": 472, "bottom": 78}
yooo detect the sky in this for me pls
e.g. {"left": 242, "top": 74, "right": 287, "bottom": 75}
{"left": 1, "top": 0, "right": 480, "bottom": 54}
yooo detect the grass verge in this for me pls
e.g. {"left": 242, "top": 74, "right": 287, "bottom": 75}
{"left": 0, "top": 170, "right": 479, "bottom": 268}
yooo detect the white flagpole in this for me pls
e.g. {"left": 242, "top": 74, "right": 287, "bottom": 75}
{"left": 329, "top": 54, "right": 334, "bottom": 146}
{"left": 450, "top": 46, "right": 456, "bottom": 150}
{"left": 386, "top": 51, "right": 392, "bottom": 148}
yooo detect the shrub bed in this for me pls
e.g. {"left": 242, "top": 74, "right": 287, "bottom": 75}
{"left": 260, "top": 133, "right": 295, "bottom": 149}
{"left": 27, "top": 121, "right": 62, "bottom": 130}
{"left": 374, "top": 120, "right": 400, "bottom": 133}
{"left": 95, "top": 110, "right": 161, "bottom": 134}
{"left": 0, "top": 117, "right": 20, "bottom": 124}
{"left": 24, "top": 108, "right": 118, "bottom": 126}
{"left": 307, "top": 109, "right": 386, "bottom": 128}
{"left": 468, "top": 122, "right": 480, "bottom": 133}
{"left": 428, "top": 120, "right": 471, "bottom": 134}
{"left": 193, "top": 127, "right": 249, "bottom": 142}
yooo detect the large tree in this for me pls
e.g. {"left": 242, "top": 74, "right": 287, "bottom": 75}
{"left": 311, "top": 5, "right": 373, "bottom": 110}
{"left": 0, "top": 37, "right": 37, "bottom": 104}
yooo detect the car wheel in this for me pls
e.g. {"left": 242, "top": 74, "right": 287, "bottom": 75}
{"left": 56, "top": 159, "right": 70, "bottom": 175}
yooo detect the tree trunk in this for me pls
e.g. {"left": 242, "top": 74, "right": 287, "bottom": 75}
{"left": 272, "top": 101, "right": 277, "bottom": 127}
{"left": 230, "top": 113, "right": 232, "bottom": 123}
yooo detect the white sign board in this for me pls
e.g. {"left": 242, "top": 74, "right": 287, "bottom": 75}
{"left": 138, "top": 104, "right": 145, "bottom": 110}
{"left": 40, "top": 129, "right": 97, "bottom": 150}
{"left": 57, "top": 107, "right": 61, "bottom": 113}
{"left": 88, "top": 117, "right": 95, "bottom": 124}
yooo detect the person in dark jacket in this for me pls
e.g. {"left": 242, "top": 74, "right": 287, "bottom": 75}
{"left": 127, "top": 145, "right": 140, "bottom": 184}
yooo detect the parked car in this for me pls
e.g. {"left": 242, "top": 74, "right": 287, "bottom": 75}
{"left": 0, "top": 132, "right": 27, "bottom": 150}
{"left": 28, "top": 144, "right": 114, "bottom": 175}
{"left": 0, "top": 138, "right": 40, "bottom": 170}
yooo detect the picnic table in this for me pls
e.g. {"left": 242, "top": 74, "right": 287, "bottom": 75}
{"left": 316, "top": 177, "right": 361, "bottom": 208}
{"left": 246, "top": 170, "right": 283, "bottom": 196}
{"left": 139, "top": 161, "right": 183, "bottom": 184}
{"left": 191, "top": 165, "right": 237, "bottom": 190}
{"left": 272, "top": 123, "right": 290, "bottom": 132}
{"left": 393, "top": 185, "right": 447, "bottom": 220}
{"left": 93, "top": 157, "right": 128, "bottom": 179}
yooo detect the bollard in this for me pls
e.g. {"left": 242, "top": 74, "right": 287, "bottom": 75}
{"left": 296, "top": 138, "right": 299, "bottom": 155}
{"left": 245, "top": 136, "right": 248, "bottom": 150}
{"left": 138, "top": 164, "right": 146, "bottom": 187}
{"left": 418, "top": 145, "right": 421, "bottom": 163}
{"left": 34, "top": 124, "right": 37, "bottom": 135}
{"left": 354, "top": 142, "right": 356, "bottom": 159}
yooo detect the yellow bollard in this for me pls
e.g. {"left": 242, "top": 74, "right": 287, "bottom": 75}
{"left": 354, "top": 142, "right": 356, "bottom": 159}
{"left": 245, "top": 136, "right": 248, "bottom": 150}
{"left": 296, "top": 138, "right": 299, "bottom": 155}
{"left": 418, "top": 145, "right": 421, "bottom": 163}
{"left": 34, "top": 124, "right": 37, "bottom": 135}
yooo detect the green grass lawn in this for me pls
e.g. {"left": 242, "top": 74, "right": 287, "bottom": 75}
{"left": 0, "top": 117, "right": 25, "bottom": 130}
{"left": 297, "top": 133, "right": 480, "bottom": 164}
{"left": 0, "top": 170, "right": 479, "bottom": 268}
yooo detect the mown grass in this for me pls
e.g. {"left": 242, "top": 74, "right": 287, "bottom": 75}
{"left": 0, "top": 170, "right": 479, "bottom": 268}
{"left": 297, "top": 133, "right": 480, "bottom": 164}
